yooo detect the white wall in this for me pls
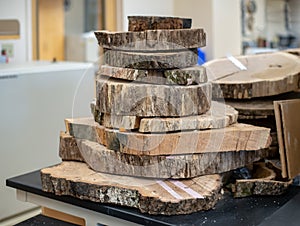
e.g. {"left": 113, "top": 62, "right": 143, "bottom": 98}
{"left": 119, "top": 0, "right": 174, "bottom": 31}
{"left": 0, "top": 0, "right": 32, "bottom": 63}
{"left": 174, "top": 0, "right": 242, "bottom": 60}
{"left": 65, "top": 0, "right": 85, "bottom": 35}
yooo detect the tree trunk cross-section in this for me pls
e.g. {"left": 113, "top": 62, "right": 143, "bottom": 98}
{"left": 128, "top": 16, "right": 192, "bottom": 31}
{"left": 64, "top": 118, "right": 271, "bottom": 156}
{"left": 231, "top": 162, "right": 292, "bottom": 198}
{"left": 96, "top": 76, "right": 211, "bottom": 117}
{"left": 41, "top": 161, "right": 222, "bottom": 215}
{"left": 206, "top": 52, "right": 300, "bottom": 99}
{"left": 94, "top": 29, "right": 205, "bottom": 51}
{"left": 91, "top": 101, "right": 237, "bottom": 132}
{"left": 58, "top": 136, "right": 270, "bottom": 178}
{"left": 75, "top": 139, "right": 270, "bottom": 179}
{"left": 103, "top": 48, "right": 198, "bottom": 70}
{"left": 99, "top": 65, "right": 207, "bottom": 85}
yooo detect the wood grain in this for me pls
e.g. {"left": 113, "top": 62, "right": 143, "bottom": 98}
{"left": 41, "top": 161, "right": 222, "bottom": 215}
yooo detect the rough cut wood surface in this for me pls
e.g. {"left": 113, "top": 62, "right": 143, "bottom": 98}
{"left": 59, "top": 132, "right": 84, "bottom": 162}
{"left": 104, "top": 48, "right": 198, "bottom": 70}
{"left": 64, "top": 118, "right": 271, "bottom": 156}
{"left": 225, "top": 92, "right": 300, "bottom": 119}
{"left": 96, "top": 76, "right": 211, "bottom": 117}
{"left": 128, "top": 16, "right": 192, "bottom": 31}
{"left": 99, "top": 65, "right": 207, "bottom": 85}
{"left": 75, "top": 139, "right": 270, "bottom": 178}
{"left": 41, "top": 161, "right": 222, "bottom": 215}
{"left": 206, "top": 52, "right": 300, "bottom": 99}
{"left": 231, "top": 162, "right": 292, "bottom": 198}
{"left": 94, "top": 29, "right": 205, "bottom": 51}
{"left": 91, "top": 101, "right": 237, "bottom": 132}
{"left": 138, "top": 101, "right": 238, "bottom": 133}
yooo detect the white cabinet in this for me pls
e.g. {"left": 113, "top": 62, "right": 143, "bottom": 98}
{"left": 0, "top": 61, "right": 95, "bottom": 220}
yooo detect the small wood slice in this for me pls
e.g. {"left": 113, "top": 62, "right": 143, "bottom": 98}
{"left": 232, "top": 162, "right": 292, "bottom": 198}
{"left": 103, "top": 48, "right": 198, "bottom": 70}
{"left": 99, "top": 65, "right": 207, "bottom": 85}
{"left": 94, "top": 29, "right": 205, "bottom": 51}
{"left": 41, "top": 161, "right": 222, "bottom": 215}
{"left": 128, "top": 16, "right": 192, "bottom": 31}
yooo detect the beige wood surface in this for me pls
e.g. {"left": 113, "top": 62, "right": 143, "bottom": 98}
{"left": 41, "top": 161, "right": 222, "bottom": 215}
{"left": 42, "top": 207, "right": 85, "bottom": 226}
{"left": 274, "top": 99, "right": 300, "bottom": 179}
{"left": 206, "top": 52, "right": 300, "bottom": 99}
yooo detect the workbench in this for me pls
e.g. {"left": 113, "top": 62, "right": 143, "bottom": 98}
{"left": 6, "top": 169, "right": 300, "bottom": 226}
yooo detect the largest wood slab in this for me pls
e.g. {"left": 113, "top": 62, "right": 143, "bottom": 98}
{"left": 41, "top": 161, "right": 222, "bottom": 215}
{"left": 104, "top": 48, "right": 198, "bottom": 70}
{"left": 65, "top": 118, "right": 271, "bottom": 156}
{"left": 96, "top": 76, "right": 211, "bottom": 117}
{"left": 76, "top": 139, "right": 270, "bottom": 179}
{"left": 94, "top": 29, "right": 205, "bottom": 51}
{"left": 206, "top": 52, "right": 300, "bottom": 99}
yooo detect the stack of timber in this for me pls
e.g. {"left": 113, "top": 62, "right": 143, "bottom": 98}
{"left": 41, "top": 16, "right": 272, "bottom": 215}
{"left": 205, "top": 50, "right": 300, "bottom": 188}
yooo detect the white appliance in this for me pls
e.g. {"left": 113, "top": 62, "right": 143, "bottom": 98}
{"left": 0, "top": 61, "right": 95, "bottom": 220}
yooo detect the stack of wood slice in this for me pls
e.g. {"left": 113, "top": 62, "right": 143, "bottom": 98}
{"left": 41, "top": 16, "right": 272, "bottom": 215}
{"left": 205, "top": 51, "right": 300, "bottom": 188}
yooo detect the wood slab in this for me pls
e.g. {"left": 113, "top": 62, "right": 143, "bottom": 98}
{"left": 138, "top": 101, "right": 238, "bottom": 133}
{"left": 64, "top": 118, "right": 271, "bottom": 156}
{"left": 104, "top": 48, "right": 198, "bottom": 70}
{"left": 96, "top": 76, "right": 211, "bottom": 117}
{"left": 99, "top": 65, "right": 207, "bottom": 85}
{"left": 274, "top": 99, "right": 300, "bottom": 179}
{"left": 225, "top": 92, "right": 300, "bottom": 119}
{"left": 59, "top": 131, "right": 84, "bottom": 162}
{"left": 75, "top": 138, "right": 270, "bottom": 178}
{"left": 41, "top": 161, "right": 222, "bottom": 215}
{"left": 59, "top": 134, "right": 270, "bottom": 178}
{"left": 94, "top": 29, "right": 205, "bottom": 51}
{"left": 128, "top": 16, "right": 192, "bottom": 31}
{"left": 206, "top": 52, "right": 300, "bottom": 99}
{"left": 91, "top": 101, "right": 237, "bottom": 132}
{"left": 231, "top": 162, "right": 292, "bottom": 198}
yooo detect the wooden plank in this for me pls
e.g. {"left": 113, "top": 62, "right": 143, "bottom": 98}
{"left": 103, "top": 48, "right": 198, "bottom": 70}
{"left": 42, "top": 207, "right": 85, "bottom": 226}
{"left": 41, "top": 161, "right": 222, "bottom": 215}
{"left": 94, "top": 29, "right": 206, "bottom": 51}
{"left": 75, "top": 138, "right": 270, "bottom": 178}
{"left": 64, "top": 118, "right": 271, "bottom": 155}
{"left": 274, "top": 99, "right": 300, "bottom": 179}
{"left": 96, "top": 76, "right": 211, "bottom": 117}
{"left": 207, "top": 52, "right": 300, "bottom": 99}
{"left": 128, "top": 16, "right": 192, "bottom": 31}
{"left": 99, "top": 65, "right": 207, "bottom": 85}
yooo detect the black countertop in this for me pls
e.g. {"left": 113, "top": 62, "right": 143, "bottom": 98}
{"left": 6, "top": 170, "right": 300, "bottom": 226}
